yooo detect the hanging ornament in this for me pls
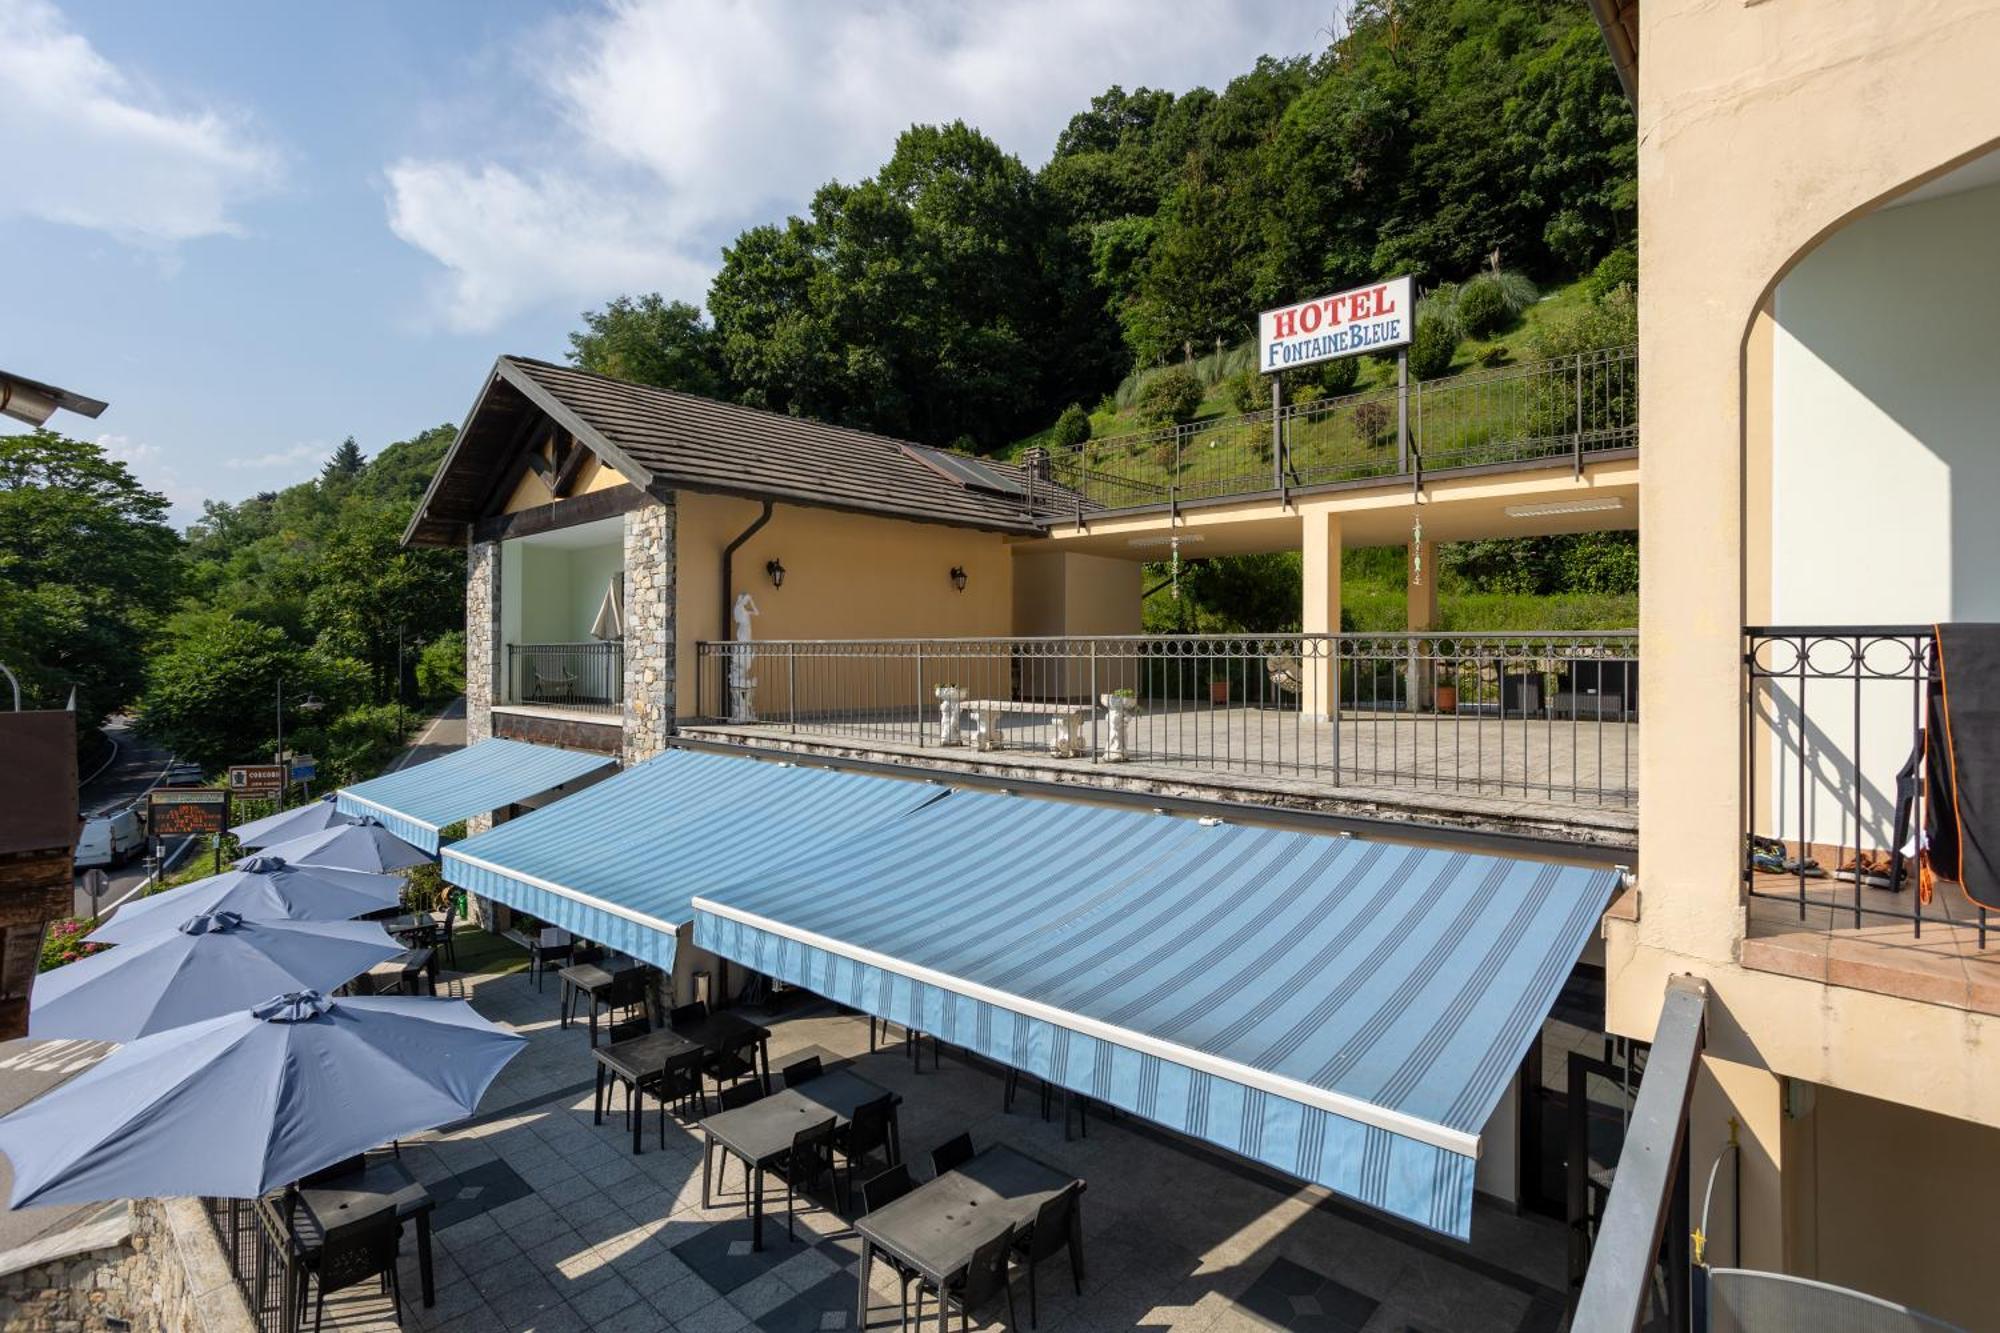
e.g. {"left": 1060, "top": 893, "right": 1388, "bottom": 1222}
{"left": 1170, "top": 533, "right": 1183, "bottom": 600}
{"left": 1409, "top": 511, "right": 1424, "bottom": 587}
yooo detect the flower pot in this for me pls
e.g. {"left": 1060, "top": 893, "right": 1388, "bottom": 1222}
{"left": 1208, "top": 679, "right": 1230, "bottom": 705}
{"left": 1435, "top": 683, "right": 1458, "bottom": 713}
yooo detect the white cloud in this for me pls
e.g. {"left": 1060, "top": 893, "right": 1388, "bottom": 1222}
{"left": 223, "top": 441, "right": 324, "bottom": 471}
{"left": 97, "top": 432, "right": 207, "bottom": 527}
{"left": 385, "top": 0, "right": 1330, "bottom": 332}
{"left": 0, "top": 0, "right": 279, "bottom": 245}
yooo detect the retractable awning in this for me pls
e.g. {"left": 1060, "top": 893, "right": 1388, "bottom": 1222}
{"left": 441, "top": 749, "right": 946, "bottom": 970}
{"left": 692, "top": 791, "right": 1617, "bottom": 1239}
{"left": 335, "top": 738, "right": 614, "bottom": 854}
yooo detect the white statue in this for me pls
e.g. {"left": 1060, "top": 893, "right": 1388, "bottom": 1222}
{"left": 728, "top": 593, "right": 760, "bottom": 722}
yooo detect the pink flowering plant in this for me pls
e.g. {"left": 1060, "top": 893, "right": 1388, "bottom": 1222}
{"left": 39, "top": 918, "right": 107, "bottom": 973}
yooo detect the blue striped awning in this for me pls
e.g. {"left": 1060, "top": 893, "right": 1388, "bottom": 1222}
{"left": 692, "top": 791, "right": 1616, "bottom": 1240}
{"left": 335, "top": 739, "right": 614, "bottom": 854}
{"left": 440, "top": 749, "right": 946, "bottom": 971}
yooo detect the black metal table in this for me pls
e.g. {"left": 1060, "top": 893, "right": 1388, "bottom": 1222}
{"left": 699, "top": 1068, "right": 897, "bottom": 1250}
{"left": 673, "top": 1009, "right": 774, "bottom": 1093}
{"left": 854, "top": 1146, "right": 1081, "bottom": 1331}
{"left": 593, "top": 1028, "right": 704, "bottom": 1154}
{"left": 294, "top": 1157, "right": 438, "bottom": 1308}
{"left": 558, "top": 958, "right": 643, "bottom": 1044}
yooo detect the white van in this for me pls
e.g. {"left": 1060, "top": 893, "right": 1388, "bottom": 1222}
{"left": 74, "top": 808, "right": 144, "bottom": 870}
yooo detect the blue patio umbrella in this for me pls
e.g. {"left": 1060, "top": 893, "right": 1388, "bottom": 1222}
{"left": 88, "top": 856, "right": 402, "bottom": 945}
{"left": 31, "top": 913, "right": 403, "bottom": 1041}
{"left": 255, "top": 816, "right": 430, "bottom": 873}
{"left": 0, "top": 991, "right": 524, "bottom": 1208}
{"left": 230, "top": 795, "right": 354, "bottom": 850}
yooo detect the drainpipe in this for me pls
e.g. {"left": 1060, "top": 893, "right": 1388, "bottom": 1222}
{"left": 720, "top": 501, "right": 774, "bottom": 640}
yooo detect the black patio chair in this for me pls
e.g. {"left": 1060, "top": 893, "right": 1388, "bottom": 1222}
{"left": 928, "top": 1132, "right": 974, "bottom": 1178}
{"left": 704, "top": 1031, "right": 763, "bottom": 1098}
{"left": 529, "top": 930, "right": 573, "bottom": 992}
{"left": 1011, "top": 1183, "right": 1084, "bottom": 1327}
{"left": 861, "top": 1162, "right": 924, "bottom": 1326}
{"left": 669, "top": 1000, "right": 708, "bottom": 1028}
{"left": 834, "top": 1094, "right": 898, "bottom": 1211}
{"left": 777, "top": 1116, "right": 837, "bottom": 1241}
{"left": 297, "top": 1214, "right": 402, "bottom": 1333}
{"left": 654, "top": 1047, "right": 708, "bottom": 1145}
{"left": 782, "top": 1056, "right": 823, "bottom": 1088}
{"left": 930, "top": 1222, "right": 1018, "bottom": 1332}
{"left": 432, "top": 895, "right": 459, "bottom": 970}
{"left": 706, "top": 1079, "right": 767, "bottom": 1200}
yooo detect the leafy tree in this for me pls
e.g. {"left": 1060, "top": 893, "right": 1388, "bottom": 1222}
{"left": 137, "top": 610, "right": 365, "bottom": 769}
{"left": 321, "top": 436, "right": 365, "bottom": 484}
{"left": 568, "top": 294, "right": 723, "bottom": 397}
{"left": 1587, "top": 244, "right": 1637, "bottom": 299}
{"left": 415, "top": 630, "right": 466, "bottom": 701}
{"left": 1050, "top": 404, "right": 1092, "bottom": 447}
{"left": 0, "top": 430, "right": 179, "bottom": 724}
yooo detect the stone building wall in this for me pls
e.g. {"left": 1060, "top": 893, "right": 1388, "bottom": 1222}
{"left": 0, "top": 1199, "right": 253, "bottom": 1333}
{"left": 464, "top": 538, "right": 500, "bottom": 749}
{"left": 622, "top": 499, "right": 676, "bottom": 764}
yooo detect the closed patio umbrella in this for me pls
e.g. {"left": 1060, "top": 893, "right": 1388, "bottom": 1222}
{"left": 88, "top": 856, "right": 402, "bottom": 946}
{"left": 255, "top": 816, "right": 430, "bottom": 873}
{"left": 230, "top": 795, "right": 353, "bottom": 850}
{"left": 0, "top": 990, "right": 523, "bottom": 1208}
{"left": 31, "top": 913, "right": 403, "bottom": 1042}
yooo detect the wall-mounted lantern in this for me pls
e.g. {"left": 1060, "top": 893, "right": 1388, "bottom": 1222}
{"left": 765, "top": 558, "right": 786, "bottom": 589}
{"left": 949, "top": 566, "right": 967, "bottom": 592}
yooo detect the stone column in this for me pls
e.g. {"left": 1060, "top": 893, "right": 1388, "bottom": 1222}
{"left": 464, "top": 538, "right": 501, "bottom": 749}
{"left": 622, "top": 498, "right": 676, "bottom": 764}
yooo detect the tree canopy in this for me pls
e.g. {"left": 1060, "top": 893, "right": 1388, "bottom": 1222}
{"left": 570, "top": 0, "right": 1634, "bottom": 451}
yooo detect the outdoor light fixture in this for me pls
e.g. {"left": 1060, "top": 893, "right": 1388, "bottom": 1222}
{"left": 1502, "top": 498, "right": 1626, "bottom": 518}
{"left": 1126, "top": 533, "right": 1205, "bottom": 549}
{"left": 765, "top": 558, "right": 786, "bottom": 588}
{"left": 950, "top": 566, "right": 968, "bottom": 592}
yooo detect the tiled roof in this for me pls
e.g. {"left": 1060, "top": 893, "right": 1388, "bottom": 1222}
{"left": 409, "top": 356, "right": 1045, "bottom": 542}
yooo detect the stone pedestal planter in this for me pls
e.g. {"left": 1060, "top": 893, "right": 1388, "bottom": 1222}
{"left": 936, "top": 686, "right": 966, "bottom": 745}
{"left": 1102, "top": 694, "right": 1139, "bottom": 762}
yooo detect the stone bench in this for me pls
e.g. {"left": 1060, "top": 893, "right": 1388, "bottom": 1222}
{"left": 960, "top": 699, "right": 1095, "bottom": 757}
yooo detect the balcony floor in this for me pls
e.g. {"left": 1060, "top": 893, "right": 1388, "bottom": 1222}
{"left": 1743, "top": 871, "right": 2000, "bottom": 1014}
{"left": 683, "top": 703, "right": 1638, "bottom": 847}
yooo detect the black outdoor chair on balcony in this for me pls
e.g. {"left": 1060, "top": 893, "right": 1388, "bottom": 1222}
{"left": 777, "top": 1117, "right": 838, "bottom": 1241}
{"left": 654, "top": 1047, "right": 709, "bottom": 1144}
{"left": 1012, "top": 1182, "right": 1085, "bottom": 1327}
{"left": 296, "top": 1213, "right": 402, "bottom": 1333}
{"left": 528, "top": 929, "right": 572, "bottom": 992}
{"left": 781, "top": 1056, "right": 823, "bottom": 1088}
{"left": 927, "top": 1132, "right": 974, "bottom": 1179}
{"left": 833, "top": 1093, "right": 898, "bottom": 1211}
{"left": 929, "top": 1222, "right": 1019, "bottom": 1332}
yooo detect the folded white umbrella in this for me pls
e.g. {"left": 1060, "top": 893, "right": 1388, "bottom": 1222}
{"left": 0, "top": 991, "right": 524, "bottom": 1208}
{"left": 89, "top": 856, "right": 403, "bottom": 946}
{"left": 230, "top": 796, "right": 354, "bottom": 850}
{"left": 31, "top": 913, "right": 403, "bottom": 1041}
{"left": 254, "top": 816, "right": 430, "bottom": 874}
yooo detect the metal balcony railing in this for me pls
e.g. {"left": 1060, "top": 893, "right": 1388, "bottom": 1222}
{"left": 505, "top": 642, "right": 623, "bottom": 714}
{"left": 1023, "top": 344, "right": 1637, "bottom": 520}
{"left": 1744, "top": 625, "right": 1988, "bottom": 945}
{"left": 694, "top": 631, "right": 1638, "bottom": 810}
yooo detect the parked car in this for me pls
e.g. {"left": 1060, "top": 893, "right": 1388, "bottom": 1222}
{"left": 74, "top": 808, "right": 144, "bottom": 870}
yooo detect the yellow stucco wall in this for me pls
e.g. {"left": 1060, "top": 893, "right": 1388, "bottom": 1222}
{"left": 673, "top": 492, "right": 1018, "bottom": 718}
{"left": 1612, "top": 0, "right": 2000, "bottom": 1316}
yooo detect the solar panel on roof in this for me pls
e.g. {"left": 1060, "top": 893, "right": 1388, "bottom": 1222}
{"left": 900, "top": 444, "right": 1026, "bottom": 498}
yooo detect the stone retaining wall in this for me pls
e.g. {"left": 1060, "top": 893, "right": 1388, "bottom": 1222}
{"left": 0, "top": 1199, "right": 253, "bottom": 1333}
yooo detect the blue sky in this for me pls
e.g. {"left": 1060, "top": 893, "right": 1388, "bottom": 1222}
{"left": 0, "top": 0, "right": 1332, "bottom": 527}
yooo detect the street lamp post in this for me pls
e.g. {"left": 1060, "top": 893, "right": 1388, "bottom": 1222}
{"left": 274, "top": 678, "right": 323, "bottom": 813}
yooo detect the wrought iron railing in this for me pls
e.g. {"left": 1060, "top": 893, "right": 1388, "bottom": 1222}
{"left": 203, "top": 1196, "right": 298, "bottom": 1333}
{"left": 1744, "top": 625, "right": 1987, "bottom": 945}
{"left": 504, "top": 641, "right": 623, "bottom": 714}
{"left": 694, "top": 631, "right": 1638, "bottom": 810}
{"left": 1024, "top": 345, "right": 1637, "bottom": 519}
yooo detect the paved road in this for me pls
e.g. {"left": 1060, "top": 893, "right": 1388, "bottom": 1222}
{"left": 389, "top": 696, "right": 465, "bottom": 770}
{"left": 72, "top": 717, "right": 187, "bottom": 918}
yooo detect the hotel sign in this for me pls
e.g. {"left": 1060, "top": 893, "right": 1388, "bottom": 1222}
{"left": 1258, "top": 275, "right": 1413, "bottom": 373}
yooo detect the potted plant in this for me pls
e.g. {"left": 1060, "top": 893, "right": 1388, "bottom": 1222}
{"left": 1435, "top": 679, "right": 1459, "bottom": 713}
{"left": 1101, "top": 688, "right": 1140, "bottom": 761}
{"left": 935, "top": 683, "right": 965, "bottom": 745}
{"left": 1209, "top": 676, "right": 1230, "bottom": 705}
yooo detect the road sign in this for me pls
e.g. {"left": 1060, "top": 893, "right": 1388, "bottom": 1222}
{"left": 80, "top": 868, "right": 110, "bottom": 917}
{"left": 229, "top": 764, "right": 286, "bottom": 798}
{"left": 288, "top": 756, "right": 317, "bottom": 782}
{"left": 149, "top": 787, "right": 229, "bottom": 837}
